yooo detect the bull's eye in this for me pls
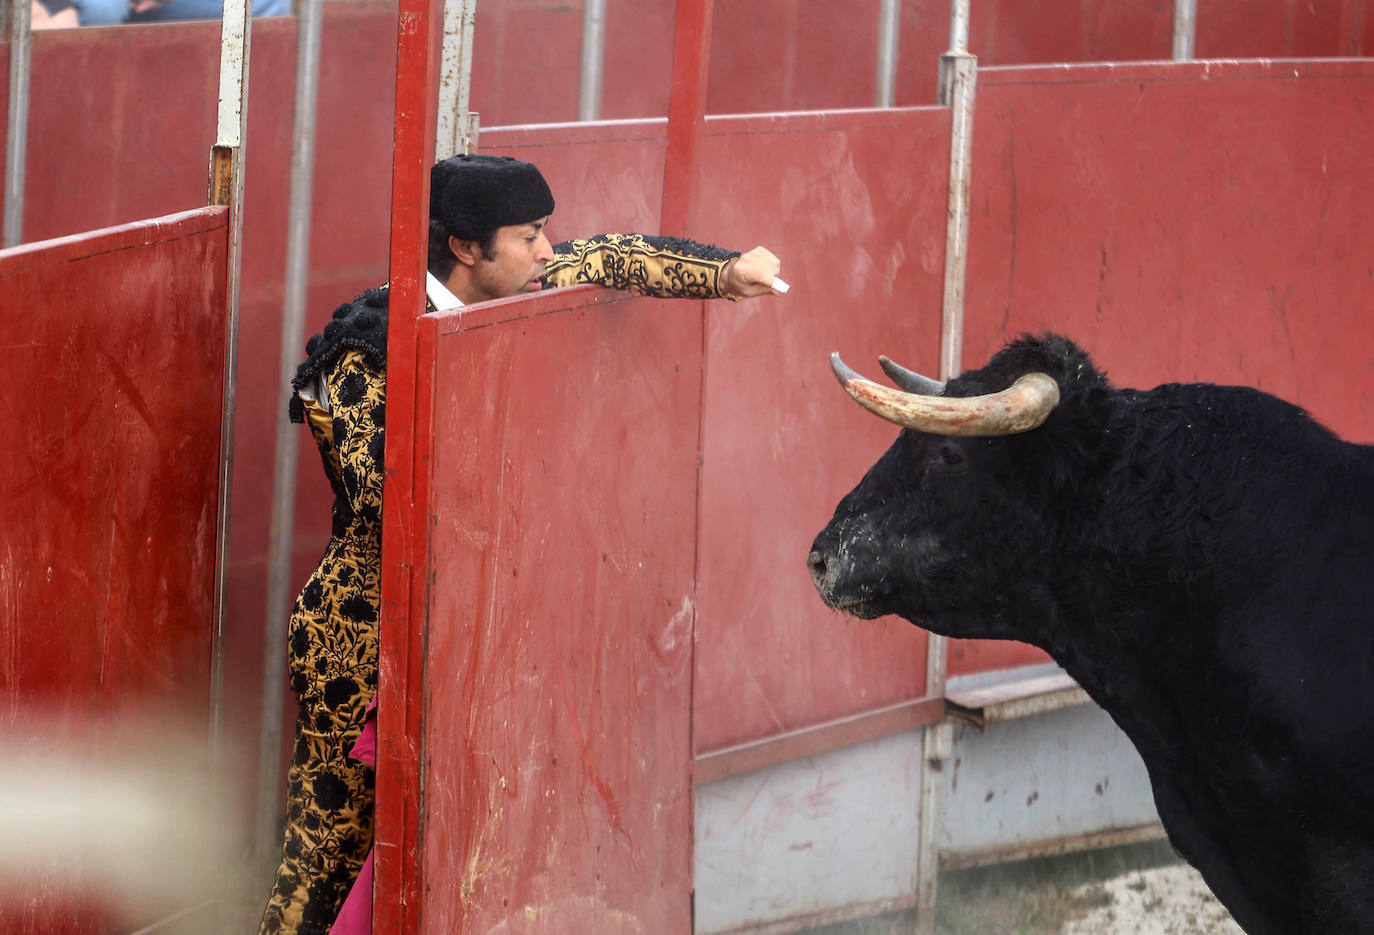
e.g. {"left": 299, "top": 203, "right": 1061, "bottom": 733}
{"left": 939, "top": 443, "right": 964, "bottom": 466}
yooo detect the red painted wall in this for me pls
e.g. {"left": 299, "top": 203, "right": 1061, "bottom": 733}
{"left": 950, "top": 59, "right": 1374, "bottom": 675}
{"left": 691, "top": 110, "right": 950, "bottom": 751}
{"left": 479, "top": 108, "right": 951, "bottom": 754}
{"left": 2, "top": 10, "right": 400, "bottom": 833}
{"left": 967, "top": 59, "right": 1374, "bottom": 435}
{"left": 0, "top": 209, "right": 228, "bottom": 934}
{"left": 464, "top": 0, "right": 1371, "bottom": 125}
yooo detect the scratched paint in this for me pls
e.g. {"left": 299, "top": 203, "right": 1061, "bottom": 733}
{"left": 0, "top": 212, "right": 228, "bottom": 934}
{"left": 414, "top": 290, "right": 699, "bottom": 934}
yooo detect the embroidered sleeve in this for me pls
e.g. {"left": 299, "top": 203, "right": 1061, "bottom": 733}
{"left": 544, "top": 233, "right": 741, "bottom": 299}
{"left": 324, "top": 349, "right": 387, "bottom": 528}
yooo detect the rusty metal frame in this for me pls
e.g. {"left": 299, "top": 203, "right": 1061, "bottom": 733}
{"left": 208, "top": 0, "right": 251, "bottom": 773}
{"left": 3, "top": 0, "right": 31, "bottom": 247}
{"left": 945, "top": 672, "right": 1090, "bottom": 726}
{"left": 940, "top": 823, "right": 1167, "bottom": 872}
{"left": 696, "top": 697, "right": 947, "bottom": 785}
{"left": 436, "top": 0, "right": 478, "bottom": 159}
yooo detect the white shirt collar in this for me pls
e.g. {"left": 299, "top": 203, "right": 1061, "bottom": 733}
{"left": 425, "top": 271, "right": 464, "bottom": 310}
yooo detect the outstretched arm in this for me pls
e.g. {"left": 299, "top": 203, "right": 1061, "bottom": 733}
{"left": 545, "top": 233, "right": 783, "bottom": 300}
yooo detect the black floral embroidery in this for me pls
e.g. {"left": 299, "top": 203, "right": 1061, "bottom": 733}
{"left": 260, "top": 349, "right": 382, "bottom": 935}
{"left": 544, "top": 232, "right": 739, "bottom": 298}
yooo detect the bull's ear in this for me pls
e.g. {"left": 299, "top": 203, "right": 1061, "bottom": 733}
{"left": 1023, "top": 382, "right": 1115, "bottom": 494}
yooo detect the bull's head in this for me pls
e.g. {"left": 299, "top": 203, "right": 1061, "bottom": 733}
{"left": 807, "top": 335, "right": 1108, "bottom": 642}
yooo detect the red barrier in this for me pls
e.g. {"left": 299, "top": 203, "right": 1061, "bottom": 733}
{"left": 0, "top": 208, "right": 228, "bottom": 934}
{"left": 480, "top": 107, "right": 952, "bottom": 754}
{"left": 949, "top": 58, "right": 1374, "bottom": 675}
{"left": 968, "top": 60, "right": 1374, "bottom": 436}
{"left": 5, "top": 7, "right": 1373, "bottom": 879}
{"left": 407, "top": 287, "right": 702, "bottom": 933}
{"left": 464, "top": 0, "right": 1372, "bottom": 119}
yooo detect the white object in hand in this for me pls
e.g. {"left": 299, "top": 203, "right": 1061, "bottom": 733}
{"left": 771, "top": 276, "right": 791, "bottom": 294}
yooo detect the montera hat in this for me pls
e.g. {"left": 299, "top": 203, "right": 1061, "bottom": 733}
{"left": 430, "top": 154, "right": 555, "bottom": 240}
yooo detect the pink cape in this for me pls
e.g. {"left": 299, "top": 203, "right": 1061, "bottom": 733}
{"left": 329, "top": 699, "right": 377, "bottom": 935}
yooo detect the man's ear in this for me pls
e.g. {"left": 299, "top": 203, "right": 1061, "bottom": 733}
{"left": 448, "top": 235, "right": 481, "bottom": 268}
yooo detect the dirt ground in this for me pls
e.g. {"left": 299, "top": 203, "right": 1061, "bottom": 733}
{"left": 933, "top": 841, "right": 1243, "bottom": 935}
{"left": 801, "top": 841, "right": 1243, "bottom": 935}
{"left": 1061, "top": 862, "right": 1242, "bottom": 935}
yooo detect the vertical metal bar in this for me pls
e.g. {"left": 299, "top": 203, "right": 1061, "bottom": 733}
{"left": 208, "top": 0, "right": 251, "bottom": 807}
{"left": 255, "top": 0, "right": 324, "bottom": 880}
{"left": 916, "top": 32, "right": 977, "bottom": 934}
{"left": 435, "top": 0, "right": 477, "bottom": 159}
{"left": 579, "top": 0, "right": 606, "bottom": 121}
{"left": 1172, "top": 0, "right": 1197, "bottom": 60}
{"left": 377, "top": 0, "right": 441, "bottom": 929}
{"left": 661, "top": 0, "right": 714, "bottom": 236}
{"left": 938, "top": 58, "right": 975, "bottom": 383}
{"left": 937, "top": 0, "right": 969, "bottom": 105}
{"left": 875, "top": 0, "right": 899, "bottom": 108}
{"left": 4, "top": 0, "right": 32, "bottom": 247}
{"left": 947, "top": 0, "right": 969, "bottom": 51}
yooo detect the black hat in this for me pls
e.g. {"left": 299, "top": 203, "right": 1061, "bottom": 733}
{"left": 430, "top": 154, "right": 555, "bottom": 240}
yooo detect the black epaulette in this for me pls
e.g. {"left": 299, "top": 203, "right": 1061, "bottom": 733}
{"left": 288, "top": 287, "right": 390, "bottom": 423}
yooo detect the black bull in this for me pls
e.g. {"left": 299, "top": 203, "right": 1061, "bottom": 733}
{"left": 808, "top": 334, "right": 1374, "bottom": 935}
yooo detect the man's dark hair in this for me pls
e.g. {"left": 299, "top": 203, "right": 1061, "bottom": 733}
{"left": 427, "top": 218, "right": 500, "bottom": 279}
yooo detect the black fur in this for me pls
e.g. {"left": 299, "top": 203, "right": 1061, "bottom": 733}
{"left": 809, "top": 334, "right": 1374, "bottom": 935}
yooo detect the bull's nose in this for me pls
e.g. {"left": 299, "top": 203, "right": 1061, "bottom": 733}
{"left": 807, "top": 549, "right": 828, "bottom": 587}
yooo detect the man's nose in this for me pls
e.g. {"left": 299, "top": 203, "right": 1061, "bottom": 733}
{"left": 535, "top": 233, "right": 554, "bottom": 263}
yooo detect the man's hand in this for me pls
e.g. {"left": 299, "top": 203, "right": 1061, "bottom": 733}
{"left": 722, "top": 246, "right": 785, "bottom": 298}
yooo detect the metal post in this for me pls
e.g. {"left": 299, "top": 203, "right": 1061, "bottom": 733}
{"left": 256, "top": 0, "right": 324, "bottom": 880}
{"left": 938, "top": 55, "right": 975, "bottom": 383}
{"left": 875, "top": 0, "right": 900, "bottom": 108}
{"left": 3, "top": 0, "right": 31, "bottom": 247}
{"left": 435, "top": 0, "right": 478, "bottom": 159}
{"left": 1172, "top": 0, "right": 1196, "bottom": 60}
{"left": 208, "top": 0, "right": 251, "bottom": 824}
{"left": 916, "top": 5, "right": 977, "bottom": 926}
{"left": 936, "top": 0, "right": 968, "bottom": 105}
{"left": 579, "top": 0, "right": 606, "bottom": 121}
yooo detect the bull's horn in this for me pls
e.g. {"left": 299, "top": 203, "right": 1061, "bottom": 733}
{"left": 878, "top": 355, "right": 946, "bottom": 396}
{"left": 829, "top": 352, "right": 1060, "bottom": 436}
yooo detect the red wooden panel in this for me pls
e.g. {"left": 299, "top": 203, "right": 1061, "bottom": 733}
{"left": 693, "top": 109, "right": 950, "bottom": 751}
{"left": 415, "top": 288, "right": 701, "bottom": 934}
{"left": 374, "top": 0, "right": 441, "bottom": 929}
{"left": 706, "top": 0, "right": 882, "bottom": 114}
{"left": 602, "top": 0, "right": 676, "bottom": 118}
{"left": 470, "top": 0, "right": 584, "bottom": 125}
{"left": 0, "top": 209, "right": 228, "bottom": 933}
{"left": 1197, "top": 0, "right": 1371, "bottom": 58}
{"left": 953, "top": 59, "right": 1374, "bottom": 674}
{"left": 9, "top": 12, "right": 402, "bottom": 833}
{"left": 478, "top": 120, "right": 668, "bottom": 237}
